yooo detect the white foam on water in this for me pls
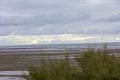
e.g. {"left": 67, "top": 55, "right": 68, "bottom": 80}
{"left": 0, "top": 77, "right": 25, "bottom": 80}
{"left": 0, "top": 71, "right": 28, "bottom": 76}
{"left": 0, "top": 71, "right": 28, "bottom": 80}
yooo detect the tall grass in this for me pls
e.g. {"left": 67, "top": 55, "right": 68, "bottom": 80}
{"left": 24, "top": 49, "right": 120, "bottom": 80}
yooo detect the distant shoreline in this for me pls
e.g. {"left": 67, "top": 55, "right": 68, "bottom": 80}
{"left": 0, "top": 42, "right": 120, "bottom": 47}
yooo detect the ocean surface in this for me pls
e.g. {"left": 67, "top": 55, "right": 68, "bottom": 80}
{"left": 0, "top": 42, "right": 120, "bottom": 52}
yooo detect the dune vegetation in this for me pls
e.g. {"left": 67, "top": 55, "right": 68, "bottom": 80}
{"left": 23, "top": 48, "right": 120, "bottom": 80}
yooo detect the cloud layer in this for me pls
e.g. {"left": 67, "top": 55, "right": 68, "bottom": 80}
{"left": 0, "top": 0, "right": 120, "bottom": 44}
{"left": 0, "top": 34, "right": 119, "bottom": 45}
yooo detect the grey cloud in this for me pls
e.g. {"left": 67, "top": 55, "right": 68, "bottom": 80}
{"left": 0, "top": 21, "right": 119, "bottom": 36}
{"left": 0, "top": 9, "right": 91, "bottom": 26}
{"left": 107, "top": 14, "right": 120, "bottom": 22}
{"left": 0, "top": 0, "right": 120, "bottom": 36}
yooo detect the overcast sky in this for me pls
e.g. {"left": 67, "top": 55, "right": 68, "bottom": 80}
{"left": 0, "top": 0, "right": 120, "bottom": 45}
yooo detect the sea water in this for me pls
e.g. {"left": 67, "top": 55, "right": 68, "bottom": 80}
{"left": 0, "top": 42, "right": 120, "bottom": 52}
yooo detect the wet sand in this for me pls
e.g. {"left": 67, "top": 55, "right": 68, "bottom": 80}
{"left": 0, "top": 49, "right": 84, "bottom": 71}
{"left": 0, "top": 49, "right": 120, "bottom": 71}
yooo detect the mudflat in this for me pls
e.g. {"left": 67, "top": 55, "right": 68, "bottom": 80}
{"left": 0, "top": 49, "right": 119, "bottom": 71}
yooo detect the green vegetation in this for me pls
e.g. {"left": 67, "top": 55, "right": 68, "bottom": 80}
{"left": 24, "top": 49, "right": 120, "bottom": 80}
